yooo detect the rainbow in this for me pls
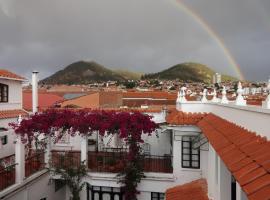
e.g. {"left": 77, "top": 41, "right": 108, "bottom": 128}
{"left": 171, "top": 0, "right": 245, "bottom": 80}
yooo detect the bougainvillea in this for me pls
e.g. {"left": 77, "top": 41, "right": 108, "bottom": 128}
{"left": 10, "top": 109, "right": 158, "bottom": 200}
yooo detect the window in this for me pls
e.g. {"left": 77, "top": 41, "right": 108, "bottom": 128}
{"left": 0, "top": 83, "right": 8, "bottom": 103}
{"left": 87, "top": 185, "right": 124, "bottom": 200}
{"left": 181, "top": 136, "right": 200, "bottom": 169}
{"left": 1, "top": 135, "right": 8, "bottom": 145}
{"left": 151, "top": 192, "right": 165, "bottom": 200}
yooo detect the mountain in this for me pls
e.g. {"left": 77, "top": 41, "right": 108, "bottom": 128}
{"left": 142, "top": 62, "right": 237, "bottom": 83}
{"left": 41, "top": 61, "right": 126, "bottom": 84}
{"left": 41, "top": 61, "right": 237, "bottom": 85}
{"left": 114, "top": 69, "right": 142, "bottom": 80}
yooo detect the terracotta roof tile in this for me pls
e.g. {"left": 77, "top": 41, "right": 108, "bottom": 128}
{"left": 123, "top": 91, "right": 177, "bottom": 100}
{"left": 166, "top": 109, "right": 207, "bottom": 125}
{"left": 197, "top": 113, "right": 270, "bottom": 199}
{"left": 166, "top": 179, "right": 209, "bottom": 200}
{"left": 0, "top": 109, "right": 28, "bottom": 119}
{"left": 249, "top": 185, "right": 270, "bottom": 200}
{"left": 23, "top": 92, "right": 64, "bottom": 111}
{"left": 243, "top": 174, "right": 270, "bottom": 195}
{"left": 0, "top": 69, "right": 26, "bottom": 81}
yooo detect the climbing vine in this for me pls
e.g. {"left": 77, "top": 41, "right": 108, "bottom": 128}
{"left": 10, "top": 109, "right": 158, "bottom": 200}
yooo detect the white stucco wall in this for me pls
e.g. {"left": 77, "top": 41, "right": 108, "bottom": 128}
{"left": 1, "top": 173, "right": 66, "bottom": 200}
{"left": 178, "top": 101, "right": 270, "bottom": 139}
{"left": 0, "top": 79, "right": 22, "bottom": 110}
{"left": 171, "top": 126, "right": 208, "bottom": 187}
{"left": 0, "top": 118, "right": 19, "bottom": 158}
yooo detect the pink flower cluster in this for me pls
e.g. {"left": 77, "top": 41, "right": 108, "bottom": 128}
{"left": 10, "top": 109, "right": 158, "bottom": 200}
{"left": 10, "top": 109, "right": 158, "bottom": 144}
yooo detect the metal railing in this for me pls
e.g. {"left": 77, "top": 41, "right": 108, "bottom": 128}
{"left": 0, "top": 164, "right": 16, "bottom": 191}
{"left": 143, "top": 155, "right": 173, "bottom": 173}
{"left": 51, "top": 150, "right": 81, "bottom": 169}
{"left": 51, "top": 150, "right": 173, "bottom": 173}
{"left": 25, "top": 151, "right": 45, "bottom": 178}
{"left": 88, "top": 151, "right": 127, "bottom": 173}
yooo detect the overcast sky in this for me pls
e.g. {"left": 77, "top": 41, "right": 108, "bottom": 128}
{"left": 0, "top": 0, "right": 270, "bottom": 81}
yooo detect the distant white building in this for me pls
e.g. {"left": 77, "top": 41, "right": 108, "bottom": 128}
{"left": 212, "top": 73, "right": 221, "bottom": 84}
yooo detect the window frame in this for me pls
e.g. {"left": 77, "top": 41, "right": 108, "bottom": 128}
{"left": 151, "top": 192, "right": 165, "bottom": 200}
{"left": 1, "top": 135, "right": 8, "bottom": 145}
{"left": 0, "top": 83, "right": 8, "bottom": 103}
{"left": 181, "top": 135, "right": 200, "bottom": 169}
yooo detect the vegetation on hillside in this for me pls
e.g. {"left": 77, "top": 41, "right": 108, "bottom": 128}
{"left": 114, "top": 69, "right": 142, "bottom": 80}
{"left": 41, "top": 61, "right": 237, "bottom": 85}
{"left": 41, "top": 61, "right": 126, "bottom": 85}
{"left": 142, "top": 62, "right": 237, "bottom": 83}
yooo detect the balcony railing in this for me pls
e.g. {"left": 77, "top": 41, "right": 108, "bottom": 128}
{"left": 25, "top": 151, "right": 46, "bottom": 178}
{"left": 88, "top": 151, "right": 127, "bottom": 173}
{"left": 0, "top": 164, "right": 16, "bottom": 191}
{"left": 51, "top": 150, "right": 81, "bottom": 169}
{"left": 51, "top": 150, "right": 173, "bottom": 173}
{"left": 143, "top": 155, "right": 173, "bottom": 173}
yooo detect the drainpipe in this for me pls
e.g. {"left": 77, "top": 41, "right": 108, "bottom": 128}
{"left": 32, "top": 71, "right": 39, "bottom": 113}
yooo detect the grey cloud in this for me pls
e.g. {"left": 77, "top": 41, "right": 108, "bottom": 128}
{"left": 0, "top": 0, "right": 269, "bottom": 81}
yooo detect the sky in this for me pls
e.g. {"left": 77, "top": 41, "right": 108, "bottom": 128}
{"left": 0, "top": 0, "right": 270, "bottom": 81}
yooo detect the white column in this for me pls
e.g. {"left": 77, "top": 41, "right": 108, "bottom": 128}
{"left": 262, "top": 93, "right": 270, "bottom": 109}
{"left": 236, "top": 182, "right": 248, "bottom": 200}
{"left": 15, "top": 136, "right": 25, "bottom": 183}
{"left": 81, "top": 136, "right": 88, "bottom": 166}
{"left": 45, "top": 136, "right": 52, "bottom": 167}
{"left": 32, "top": 71, "right": 39, "bottom": 113}
{"left": 207, "top": 144, "right": 216, "bottom": 199}
{"left": 218, "top": 157, "right": 231, "bottom": 200}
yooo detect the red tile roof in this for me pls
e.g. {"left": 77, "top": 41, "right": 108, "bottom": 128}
{"left": 166, "top": 110, "right": 270, "bottom": 199}
{"left": 23, "top": 92, "right": 64, "bottom": 111}
{"left": 166, "top": 110, "right": 207, "bottom": 125}
{"left": 0, "top": 69, "right": 26, "bottom": 81}
{"left": 166, "top": 179, "right": 209, "bottom": 200}
{"left": 123, "top": 91, "right": 177, "bottom": 100}
{"left": 0, "top": 110, "right": 28, "bottom": 119}
{"left": 197, "top": 114, "right": 270, "bottom": 200}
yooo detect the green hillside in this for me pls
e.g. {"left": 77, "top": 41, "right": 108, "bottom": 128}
{"left": 41, "top": 61, "right": 126, "bottom": 84}
{"left": 142, "top": 62, "right": 237, "bottom": 83}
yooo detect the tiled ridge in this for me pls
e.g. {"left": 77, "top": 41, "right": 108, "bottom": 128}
{"left": 0, "top": 109, "right": 28, "bottom": 119}
{"left": 0, "top": 69, "right": 26, "bottom": 80}
{"left": 166, "top": 179, "right": 209, "bottom": 200}
{"left": 197, "top": 114, "right": 270, "bottom": 200}
{"left": 166, "top": 109, "right": 207, "bottom": 125}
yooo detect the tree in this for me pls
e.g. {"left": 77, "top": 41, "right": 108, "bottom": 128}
{"left": 49, "top": 153, "right": 87, "bottom": 200}
{"left": 10, "top": 109, "right": 158, "bottom": 200}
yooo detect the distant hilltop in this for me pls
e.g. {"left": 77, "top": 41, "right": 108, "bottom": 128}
{"left": 142, "top": 62, "right": 237, "bottom": 83}
{"left": 41, "top": 61, "right": 237, "bottom": 85}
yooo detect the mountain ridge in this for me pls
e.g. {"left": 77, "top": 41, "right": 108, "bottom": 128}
{"left": 41, "top": 61, "right": 237, "bottom": 84}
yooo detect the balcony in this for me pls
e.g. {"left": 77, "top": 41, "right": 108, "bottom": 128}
{"left": 0, "top": 151, "right": 46, "bottom": 192}
{"left": 25, "top": 151, "right": 46, "bottom": 178}
{"left": 0, "top": 164, "right": 16, "bottom": 191}
{"left": 51, "top": 150, "right": 173, "bottom": 174}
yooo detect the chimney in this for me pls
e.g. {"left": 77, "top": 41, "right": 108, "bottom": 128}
{"left": 32, "top": 71, "right": 39, "bottom": 113}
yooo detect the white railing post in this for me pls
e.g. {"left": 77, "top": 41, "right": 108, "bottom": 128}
{"left": 81, "top": 135, "right": 88, "bottom": 167}
{"left": 262, "top": 93, "right": 270, "bottom": 109}
{"left": 235, "top": 82, "right": 246, "bottom": 106}
{"left": 201, "top": 89, "right": 208, "bottom": 103}
{"left": 45, "top": 136, "right": 52, "bottom": 167}
{"left": 15, "top": 135, "right": 25, "bottom": 183}
{"left": 221, "top": 86, "right": 229, "bottom": 104}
